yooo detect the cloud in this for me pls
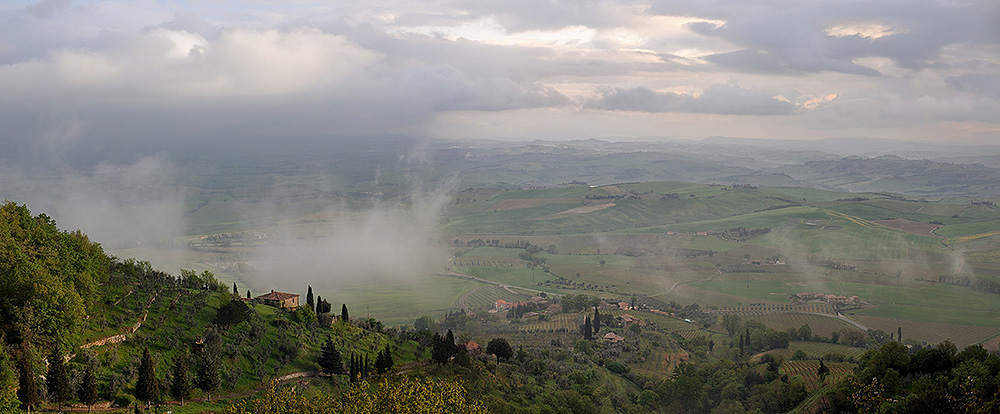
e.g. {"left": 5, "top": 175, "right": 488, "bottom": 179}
{"left": 651, "top": 0, "right": 999, "bottom": 74}
{"left": 23, "top": 0, "right": 70, "bottom": 19}
{"left": 587, "top": 84, "right": 795, "bottom": 115}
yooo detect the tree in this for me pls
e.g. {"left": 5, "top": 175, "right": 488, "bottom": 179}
{"left": 79, "top": 362, "right": 98, "bottom": 412}
{"left": 196, "top": 350, "right": 220, "bottom": 401}
{"left": 170, "top": 352, "right": 191, "bottom": 406}
{"left": 432, "top": 333, "right": 451, "bottom": 364}
{"left": 797, "top": 324, "right": 812, "bottom": 341}
{"left": 0, "top": 346, "right": 19, "bottom": 414}
{"left": 341, "top": 304, "right": 349, "bottom": 323}
{"left": 818, "top": 358, "right": 830, "bottom": 382}
{"left": 306, "top": 286, "right": 314, "bottom": 311}
{"left": 583, "top": 316, "right": 592, "bottom": 340}
{"left": 316, "top": 298, "right": 331, "bottom": 314}
{"left": 318, "top": 338, "right": 344, "bottom": 375}
{"left": 16, "top": 350, "right": 38, "bottom": 413}
{"left": 445, "top": 330, "right": 457, "bottom": 357}
{"left": 246, "top": 290, "right": 251, "bottom": 299}
{"left": 375, "top": 349, "right": 394, "bottom": 374}
{"left": 593, "top": 307, "right": 601, "bottom": 335}
{"left": 46, "top": 346, "right": 70, "bottom": 410}
{"left": 233, "top": 282, "right": 238, "bottom": 296}
{"left": 414, "top": 316, "right": 434, "bottom": 332}
{"left": 135, "top": 347, "right": 158, "bottom": 406}
{"left": 486, "top": 338, "right": 514, "bottom": 362}
{"left": 722, "top": 314, "right": 742, "bottom": 337}
{"left": 215, "top": 299, "right": 253, "bottom": 328}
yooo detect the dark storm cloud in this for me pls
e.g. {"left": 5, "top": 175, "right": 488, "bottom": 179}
{"left": 650, "top": 0, "right": 1000, "bottom": 73}
{"left": 587, "top": 84, "right": 795, "bottom": 115}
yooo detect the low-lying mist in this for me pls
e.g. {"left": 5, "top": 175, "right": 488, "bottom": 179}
{"left": 244, "top": 189, "right": 454, "bottom": 293}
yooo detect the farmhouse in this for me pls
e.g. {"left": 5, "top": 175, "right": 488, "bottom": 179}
{"left": 604, "top": 332, "right": 625, "bottom": 344}
{"left": 255, "top": 290, "right": 300, "bottom": 310}
{"left": 619, "top": 314, "right": 641, "bottom": 327}
{"left": 459, "top": 341, "right": 482, "bottom": 356}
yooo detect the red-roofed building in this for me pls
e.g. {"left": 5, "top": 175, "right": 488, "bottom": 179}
{"left": 460, "top": 341, "right": 482, "bottom": 356}
{"left": 255, "top": 290, "right": 300, "bottom": 310}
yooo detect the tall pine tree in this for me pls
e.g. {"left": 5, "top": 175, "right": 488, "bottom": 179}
{"left": 46, "top": 347, "right": 70, "bottom": 410}
{"left": 318, "top": 338, "right": 344, "bottom": 375}
{"left": 16, "top": 349, "right": 38, "bottom": 414}
{"left": 170, "top": 352, "right": 191, "bottom": 406}
{"left": 341, "top": 304, "right": 349, "bottom": 323}
{"left": 79, "top": 363, "right": 98, "bottom": 412}
{"left": 196, "top": 350, "right": 220, "bottom": 401}
{"left": 445, "top": 330, "right": 457, "bottom": 358}
{"left": 233, "top": 282, "right": 238, "bottom": 296}
{"left": 583, "top": 316, "right": 593, "bottom": 340}
{"left": 306, "top": 286, "right": 314, "bottom": 310}
{"left": 135, "top": 347, "right": 158, "bottom": 406}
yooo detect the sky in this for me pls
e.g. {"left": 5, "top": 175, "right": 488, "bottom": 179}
{"left": 1, "top": 0, "right": 998, "bottom": 151}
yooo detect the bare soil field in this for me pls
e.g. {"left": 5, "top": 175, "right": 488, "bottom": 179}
{"left": 874, "top": 218, "right": 943, "bottom": 238}
{"left": 556, "top": 202, "right": 615, "bottom": 215}
{"left": 488, "top": 198, "right": 578, "bottom": 211}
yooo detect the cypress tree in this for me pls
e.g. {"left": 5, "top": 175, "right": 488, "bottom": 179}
{"left": 739, "top": 334, "right": 745, "bottom": 353}
{"left": 246, "top": 290, "right": 251, "bottom": 299}
{"left": 46, "top": 346, "right": 70, "bottom": 410}
{"left": 196, "top": 350, "right": 220, "bottom": 401}
{"left": 318, "top": 338, "right": 344, "bottom": 375}
{"left": 341, "top": 304, "right": 349, "bottom": 323}
{"left": 431, "top": 333, "right": 450, "bottom": 364}
{"left": 898, "top": 327, "right": 902, "bottom": 342}
{"left": 745, "top": 328, "right": 751, "bottom": 350}
{"left": 445, "top": 330, "right": 457, "bottom": 357}
{"left": 306, "top": 286, "right": 314, "bottom": 310}
{"left": 79, "top": 362, "right": 98, "bottom": 412}
{"left": 0, "top": 346, "right": 19, "bottom": 414}
{"left": 818, "top": 358, "right": 830, "bottom": 381}
{"left": 593, "top": 307, "right": 601, "bottom": 334}
{"left": 233, "top": 282, "right": 238, "bottom": 296}
{"left": 170, "top": 352, "right": 191, "bottom": 406}
{"left": 16, "top": 349, "right": 39, "bottom": 413}
{"left": 135, "top": 347, "right": 158, "bottom": 407}
{"left": 584, "top": 316, "right": 592, "bottom": 340}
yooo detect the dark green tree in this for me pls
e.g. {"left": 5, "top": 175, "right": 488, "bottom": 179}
{"left": 16, "top": 349, "right": 39, "bottom": 413}
{"left": 46, "top": 347, "right": 71, "bottom": 410}
{"left": 0, "top": 346, "right": 19, "bottom": 414}
{"left": 375, "top": 349, "right": 394, "bottom": 374}
{"left": 341, "top": 304, "right": 349, "bottom": 323}
{"left": 316, "top": 298, "right": 331, "bottom": 314}
{"left": 170, "top": 352, "right": 191, "bottom": 406}
{"left": 593, "top": 307, "right": 601, "bottom": 334}
{"left": 583, "top": 316, "right": 592, "bottom": 340}
{"left": 306, "top": 286, "right": 314, "bottom": 310}
{"left": 246, "top": 290, "right": 251, "bottom": 299}
{"left": 79, "top": 362, "right": 98, "bottom": 412}
{"left": 486, "top": 338, "right": 514, "bottom": 362}
{"left": 818, "top": 358, "right": 830, "bottom": 382}
{"left": 431, "top": 333, "right": 451, "bottom": 364}
{"left": 135, "top": 347, "right": 158, "bottom": 406}
{"left": 318, "top": 338, "right": 344, "bottom": 375}
{"left": 196, "top": 350, "right": 220, "bottom": 401}
{"left": 215, "top": 299, "right": 253, "bottom": 328}
{"left": 232, "top": 282, "right": 238, "bottom": 296}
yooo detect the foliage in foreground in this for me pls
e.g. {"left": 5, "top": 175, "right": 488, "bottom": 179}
{"left": 226, "top": 377, "right": 486, "bottom": 414}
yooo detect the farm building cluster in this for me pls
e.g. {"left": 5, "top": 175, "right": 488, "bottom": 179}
{"left": 792, "top": 292, "right": 862, "bottom": 306}
{"left": 241, "top": 289, "right": 301, "bottom": 310}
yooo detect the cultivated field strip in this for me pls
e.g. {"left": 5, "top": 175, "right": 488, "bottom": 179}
{"left": 742, "top": 312, "right": 860, "bottom": 337}
{"left": 850, "top": 314, "right": 1000, "bottom": 349}
{"left": 780, "top": 360, "right": 854, "bottom": 391}
{"left": 462, "top": 286, "right": 532, "bottom": 310}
